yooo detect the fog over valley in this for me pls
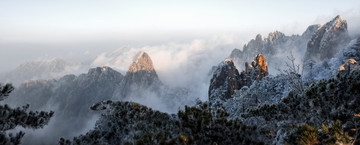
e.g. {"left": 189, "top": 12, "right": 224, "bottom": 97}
{"left": 1, "top": 1, "right": 360, "bottom": 145}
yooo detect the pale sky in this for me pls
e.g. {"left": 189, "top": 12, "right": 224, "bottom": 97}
{"left": 1, "top": 0, "right": 360, "bottom": 71}
{"left": 1, "top": 0, "right": 360, "bottom": 43}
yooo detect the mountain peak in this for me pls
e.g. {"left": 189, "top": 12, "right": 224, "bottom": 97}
{"left": 334, "top": 15, "right": 342, "bottom": 20}
{"left": 114, "top": 51, "right": 162, "bottom": 99}
{"left": 209, "top": 58, "right": 241, "bottom": 103}
{"left": 128, "top": 51, "right": 155, "bottom": 73}
{"left": 328, "top": 15, "right": 347, "bottom": 31}
{"left": 301, "top": 24, "right": 321, "bottom": 38}
{"left": 255, "top": 34, "right": 263, "bottom": 41}
{"left": 224, "top": 59, "right": 234, "bottom": 63}
{"left": 304, "top": 15, "right": 350, "bottom": 62}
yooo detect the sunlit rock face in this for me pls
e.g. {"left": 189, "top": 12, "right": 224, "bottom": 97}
{"left": 209, "top": 55, "right": 269, "bottom": 103}
{"left": 249, "top": 54, "right": 269, "bottom": 79}
{"left": 128, "top": 52, "right": 156, "bottom": 73}
{"left": 116, "top": 51, "right": 162, "bottom": 98}
{"left": 239, "top": 54, "right": 269, "bottom": 86}
{"left": 304, "top": 15, "right": 350, "bottom": 63}
{"left": 338, "top": 59, "right": 359, "bottom": 74}
{"left": 208, "top": 59, "right": 242, "bottom": 102}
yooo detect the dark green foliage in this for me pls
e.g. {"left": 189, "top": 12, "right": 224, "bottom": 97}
{"left": 0, "top": 83, "right": 14, "bottom": 101}
{"left": 0, "top": 83, "right": 54, "bottom": 145}
{"left": 246, "top": 70, "right": 360, "bottom": 124}
{"left": 286, "top": 120, "right": 353, "bottom": 145}
{"left": 65, "top": 101, "right": 268, "bottom": 145}
{"left": 61, "top": 69, "right": 360, "bottom": 144}
{"left": 243, "top": 70, "right": 360, "bottom": 144}
{"left": 287, "top": 124, "right": 319, "bottom": 145}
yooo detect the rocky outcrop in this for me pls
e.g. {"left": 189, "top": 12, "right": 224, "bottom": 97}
{"left": 239, "top": 54, "right": 269, "bottom": 86}
{"left": 303, "top": 37, "right": 360, "bottom": 81}
{"left": 208, "top": 59, "right": 242, "bottom": 102}
{"left": 301, "top": 24, "right": 321, "bottom": 39}
{"left": 338, "top": 59, "right": 359, "bottom": 74}
{"left": 343, "top": 37, "right": 360, "bottom": 61}
{"left": 304, "top": 15, "right": 350, "bottom": 63}
{"left": 209, "top": 55, "right": 269, "bottom": 103}
{"left": 115, "top": 51, "right": 162, "bottom": 99}
{"left": 249, "top": 54, "right": 269, "bottom": 79}
{"left": 229, "top": 29, "right": 315, "bottom": 71}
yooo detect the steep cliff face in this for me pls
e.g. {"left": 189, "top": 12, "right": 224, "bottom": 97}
{"left": 208, "top": 54, "right": 269, "bottom": 104}
{"left": 303, "top": 37, "right": 360, "bottom": 80}
{"left": 236, "top": 54, "right": 269, "bottom": 87}
{"left": 115, "top": 51, "right": 162, "bottom": 99}
{"left": 208, "top": 59, "right": 242, "bottom": 102}
{"left": 301, "top": 24, "right": 321, "bottom": 39}
{"left": 304, "top": 15, "right": 350, "bottom": 63}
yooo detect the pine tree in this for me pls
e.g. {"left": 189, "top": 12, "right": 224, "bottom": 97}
{"left": 0, "top": 83, "right": 54, "bottom": 145}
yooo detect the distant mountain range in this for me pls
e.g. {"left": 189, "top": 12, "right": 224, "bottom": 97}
{"left": 64, "top": 15, "right": 360, "bottom": 144}
{"left": 5, "top": 51, "right": 196, "bottom": 144}
{"left": 3, "top": 15, "right": 360, "bottom": 144}
{"left": 0, "top": 58, "right": 81, "bottom": 86}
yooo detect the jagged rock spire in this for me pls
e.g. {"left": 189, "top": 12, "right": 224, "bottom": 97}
{"left": 128, "top": 51, "right": 155, "bottom": 73}
{"left": 208, "top": 59, "right": 242, "bottom": 102}
{"left": 208, "top": 54, "right": 269, "bottom": 103}
{"left": 115, "top": 51, "right": 162, "bottom": 99}
{"left": 251, "top": 54, "right": 269, "bottom": 79}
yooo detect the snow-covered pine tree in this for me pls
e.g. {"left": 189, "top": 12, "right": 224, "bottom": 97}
{"left": 0, "top": 83, "right": 54, "bottom": 145}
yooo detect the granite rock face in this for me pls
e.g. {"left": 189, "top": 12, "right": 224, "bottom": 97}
{"left": 301, "top": 24, "right": 322, "bottom": 39}
{"left": 115, "top": 51, "right": 162, "bottom": 99}
{"left": 229, "top": 28, "right": 316, "bottom": 72}
{"left": 208, "top": 54, "right": 269, "bottom": 103}
{"left": 304, "top": 15, "right": 350, "bottom": 63}
{"left": 208, "top": 59, "right": 242, "bottom": 102}
{"left": 249, "top": 54, "right": 269, "bottom": 80}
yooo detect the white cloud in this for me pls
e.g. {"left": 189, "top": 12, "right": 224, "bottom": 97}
{"left": 91, "top": 34, "right": 243, "bottom": 100}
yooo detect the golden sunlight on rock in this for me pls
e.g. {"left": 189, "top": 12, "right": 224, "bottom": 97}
{"left": 128, "top": 51, "right": 155, "bottom": 73}
{"left": 339, "top": 59, "right": 358, "bottom": 71}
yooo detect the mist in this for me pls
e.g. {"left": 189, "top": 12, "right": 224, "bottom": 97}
{"left": 1, "top": 2, "right": 360, "bottom": 143}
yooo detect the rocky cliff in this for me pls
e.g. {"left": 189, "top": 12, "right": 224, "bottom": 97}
{"left": 229, "top": 27, "right": 316, "bottom": 72}
{"left": 209, "top": 55, "right": 269, "bottom": 104}
{"left": 304, "top": 15, "right": 350, "bottom": 63}
{"left": 208, "top": 59, "right": 242, "bottom": 102}
{"left": 114, "top": 51, "right": 162, "bottom": 99}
